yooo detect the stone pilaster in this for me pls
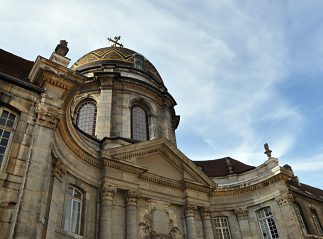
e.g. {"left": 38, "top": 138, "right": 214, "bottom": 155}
{"left": 234, "top": 207, "right": 252, "bottom": 238}
{"left": 275, "top": 192, "right": 303, "bottom": 238}
{"left": 185, "top": 203, "right": 197, "bottom": 239}
{"left": 99, "top": 183, "right": 117, "bottom": 239}
{"left": 126, "top": 190, "right": 139, "bottom": 239}
{"left": 201, "top": 207, "right": 214, "bottom": 239}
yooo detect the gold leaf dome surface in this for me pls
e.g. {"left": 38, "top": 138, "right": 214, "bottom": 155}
{"left": 71, "top": 47, "right": 163, "bottom": 83}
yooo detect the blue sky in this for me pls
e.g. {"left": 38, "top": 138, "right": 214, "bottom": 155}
{"left": 1, "top": 0, "right": 323, "bottom": 189}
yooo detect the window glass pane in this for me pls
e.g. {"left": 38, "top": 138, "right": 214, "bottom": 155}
{"left": 132, "top": 106, "right": 148, "bottom": 141}
{"left": 3, "top": 131, "right": 10, "bottom": 138}
{"left": 76, "top": 101, "right": 97, "bottom": 136}
{"left": 0, "top": 118, "right": 6, "bottom": 126}
{"left": 1, "top": 110, "right": 9, "bottom": 119}
{"left": 64, "top": 186, "right": 82, "bottom": 235}
{"left": 74, "top": 189, "right": 82, "bottom": 199}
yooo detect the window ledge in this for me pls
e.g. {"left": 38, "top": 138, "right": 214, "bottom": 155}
{"left": 56, "top": 227, "right": 84, "bottom": 239}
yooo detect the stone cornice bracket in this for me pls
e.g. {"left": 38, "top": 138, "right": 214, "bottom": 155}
{"left": 201, "top": 206, "right": 212, "bottom": 220}
{"left": 126, "top": 190, "right": 139, "bottom": 207}
{"left": 100, "top": 183, "right": 117, "bottom": 201}
{"left": 35, "top": 102, "right": 64, "bottom": 129}
{"left": 52, "top": 157, "right": 67, "bottom": 183}
{"left": 276, "top": 192, "right": 294, "bottom": 207}
{"left": 185, "top": 203, "right": 196, "bottom": 217}
{"left": 234, "top": 207, "right": 248, "bottom": 219}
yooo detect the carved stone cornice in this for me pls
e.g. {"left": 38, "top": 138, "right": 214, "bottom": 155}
{"left": 185, "top": 203, "right": 196, "bottom": 217}
{"left": 212, "top": 174, "right": 287, "bottom": 197}
{"left": 126, "top": 190, "right": 139, "bottom": 207}
{"left": 52, "top": 158, "right": 67, "bottom": 182}
{"left": 183, "top": 179, "right": 215, "bottom": 193}
{"left": 100, "top": 183, "right": 117, "bottom": 201}
{"left": 140, "top": 173, "right": 182, "bottom": 189}
{"left": 104, "top": 159, "right": 147, "bottom": 175}
{"left": 35, "top": 102, "right": 64, "bottom": 129}
{"left": 276, "top": 193, "right": 294, "bottom": 207}
{"left": 201, "top": 206, "right": 212, "bottom": 220}
{"left": 234, "top": 207, "right": 248, "bottom": 219}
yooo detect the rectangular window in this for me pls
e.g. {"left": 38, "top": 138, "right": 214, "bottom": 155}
{"left": 64, "top": 186, "right": 83, "bottom": 235}
{"left": 257, "top": 207, "right": 279, "bottom": 239}
{"left": 293, "top": 204, "right": 307, "bottom": 233}
{"left": 0, "top": 108, "right": 17, "bottom": 169}
{"left": 214, "top": 217, "right": 232, "bottom": 239}
{"left": 311, "top": 208, "right": 323, "bottom": 235}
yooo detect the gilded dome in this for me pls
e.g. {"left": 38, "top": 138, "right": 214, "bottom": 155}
{"left": 71, "top": 47, "right": 163, "bottom": 83}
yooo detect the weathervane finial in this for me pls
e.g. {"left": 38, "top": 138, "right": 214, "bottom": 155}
{"left": 107, "top": 36, "right": 123, "bottom": 47}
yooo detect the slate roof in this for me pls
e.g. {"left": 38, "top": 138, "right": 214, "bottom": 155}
{"left": 193, "top": 157, "right": 255, "bottom": 177}
{"left": 0, "top": 49, "right": 34, "bottom": 80}
{"left": 287, "top": 178, "right": 323, "bottom": 202}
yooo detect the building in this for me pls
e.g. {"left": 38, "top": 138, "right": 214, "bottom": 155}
{"left": 0, "top": 40, "right": 322, "bottom": 239}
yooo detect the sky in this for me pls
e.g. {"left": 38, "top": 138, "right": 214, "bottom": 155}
{"left": 1, "top": 0, "right": 323, "bottom": 189}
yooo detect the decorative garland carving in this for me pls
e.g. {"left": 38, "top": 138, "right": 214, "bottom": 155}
{"left": 234, "top": 207, "right": 248, "bottom": 219}
{"left": 52, "top": 158, "right": 67, "bottom": 182}
{"left": 35, "top": 103, "right": 64, "bottom": 129}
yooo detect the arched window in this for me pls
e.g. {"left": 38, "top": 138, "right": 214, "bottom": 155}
{"left": 64, "top": 185, "right": 83, "bottom": 235}
{"left": 131, "top": 106, "right": 149, "bottom": 141}
{"left": 0, "top": 107, "right": 17, "bottom": 169}
{"left": 76, "top": 101, "right": 97, "bottom": 136}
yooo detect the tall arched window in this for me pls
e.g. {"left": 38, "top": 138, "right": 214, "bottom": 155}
{"left": 131, "top": 106, "right": 149, "bottom": 141}
{"left": 256, "top": 207, "right": 279, "bottom": 239}
{"left": 0, "top": 107, "right": 17, "bottom": 169}
{"left": 76, "top": 101, "right": 97, "bottom": 136}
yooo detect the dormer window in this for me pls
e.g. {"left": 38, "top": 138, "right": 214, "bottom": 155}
{"left": 133, "top": 53, "right": 145, "bottom": 71}
{"left": 75, "top": 100, "right": 97, "bottom": 136}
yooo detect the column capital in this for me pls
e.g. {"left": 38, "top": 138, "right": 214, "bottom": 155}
{"left": 201, "top": 206, "right": 212, "bottom": 220}
{"left": 100, "top": 183, "right": 117, "bottom": 201}
{"left": 126, "top": 190, "right": 139, "bottom": 206}
{"left": 275, "top": 192, "right": 294, "bottom": 207}
{"left": 234, "top": 207, "right": 248, "bottom": 219}
{"left": 185, "top": 203, "right": 196, "bottom": 217}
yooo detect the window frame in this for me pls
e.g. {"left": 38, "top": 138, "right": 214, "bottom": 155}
{"left": 131, "top": 105, "right": 149, "bottom": 141}
{"left": 75, "top": 100, "right": 97, "bottom": 137}
{"left": 0, "top": 107, "right": 18, "bottom": 171}
{"left": 310, "top": 207, "right": 323, "bottom": 235}
{"left": 63, "top": 185, "right": 84, "bottom": 235}
{"left": 256, "top": 207, "right": 279, "bottom": 239}
{"left": 293, "top": 203, "right": 308, "bottom": 234}
{"left": 213, "top": 216, "right": 232, "bottom": 239}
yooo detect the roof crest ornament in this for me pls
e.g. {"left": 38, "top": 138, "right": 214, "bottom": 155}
{"left": 107, "top": 36, "right": 124, "bottom": 48}
{"left": 264, "top": 143, "right": 272, "bottom": 158}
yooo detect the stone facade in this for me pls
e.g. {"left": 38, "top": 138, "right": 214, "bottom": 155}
{"left": 0, "top": 43, "right": 322, "bottom": 239}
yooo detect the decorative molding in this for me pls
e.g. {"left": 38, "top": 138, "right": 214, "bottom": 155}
{"left": 57, "top": 124, "right": 101, "bottom": 168}
{"left": 52, "top": 158, "right": 67, "bottom": 182}
{"left": 35, "top": 102, "right": 64, "bottom": 129}
{"left": 100, "top": 183, "right": 117, "bottom": 201}
{"left": 234, "top": 207, "right": 248, "bottom": 219}
{"left": 104, "top": 159, "right": 147, "bottom": 175}
{"left": 212, "top": 174, "right": 286, "bottom": 197}
{"left": 126, "top": 190, "right": 139, "bottom": 207}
